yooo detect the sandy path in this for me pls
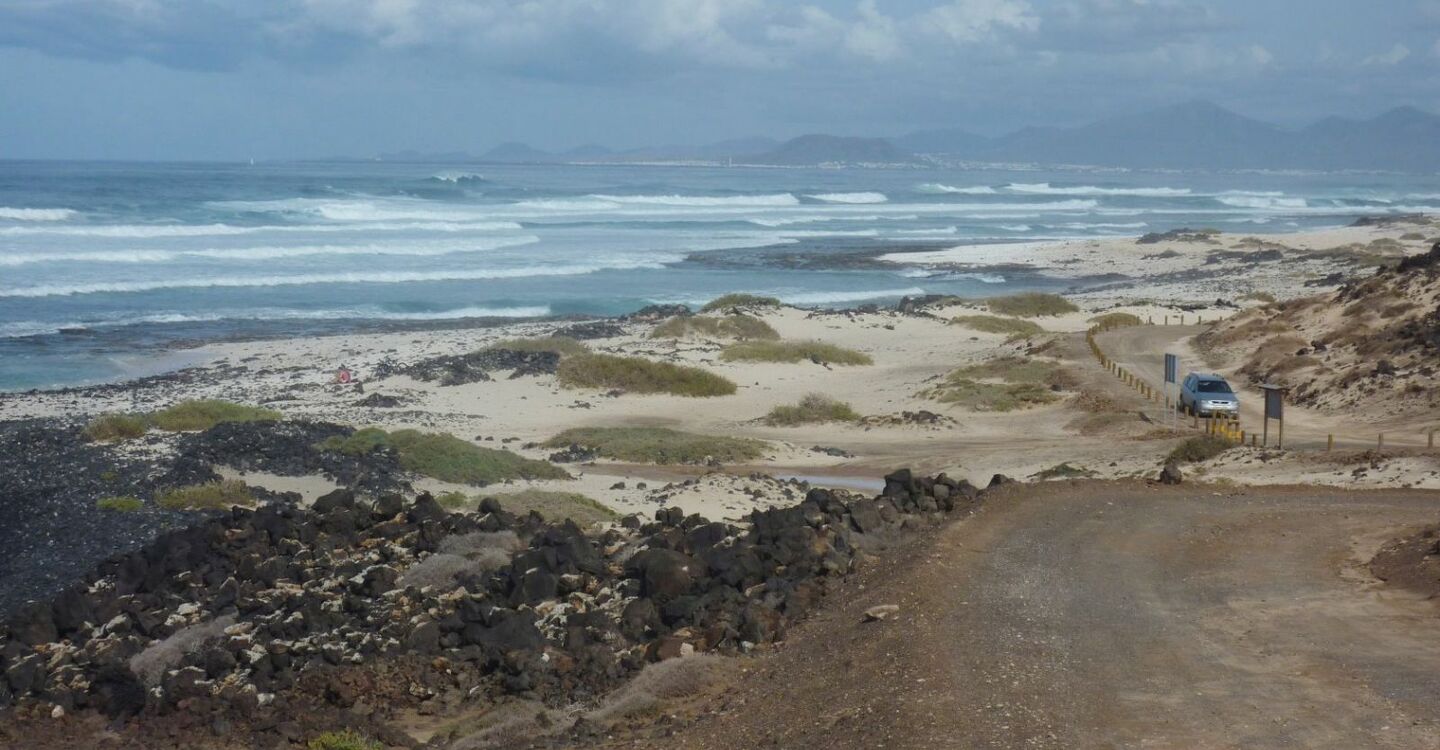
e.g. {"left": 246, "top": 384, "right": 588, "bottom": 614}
{"left": 609, "top": 482, "right": 1440, "bottom": 749}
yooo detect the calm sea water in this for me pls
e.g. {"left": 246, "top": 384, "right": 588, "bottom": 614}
{"left": 1, "top": 160, "right": 1437, "bottom": 391}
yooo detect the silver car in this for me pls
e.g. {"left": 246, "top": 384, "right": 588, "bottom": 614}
{"left": 1180, "top": 373, "right": 1240, "bottom": 416}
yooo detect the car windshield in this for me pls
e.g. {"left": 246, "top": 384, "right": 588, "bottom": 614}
{"left": 1197, "top": 380, "right": 1233, "bottom": 394}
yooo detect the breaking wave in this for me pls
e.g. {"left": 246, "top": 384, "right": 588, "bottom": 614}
{"left": 806, "top": 192, "right": 888, "bottom": 204}
{"left": 916, "top": 184, "right": 996, "bottom": 195}
{"left": 0, "top": 207, "right": 79, "bottom": 221}
{"left": 0, "top": 236, "right": 540, "bottom": 267}
{"left": 1005, "top": 183, "right": 1192, "bottom": 197}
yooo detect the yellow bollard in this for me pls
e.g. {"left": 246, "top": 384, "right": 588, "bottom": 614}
{"left": 1327, "top": 434, "right": 1334, "bottom": 452}
{"left": 1379, "top": 433, "right": 1385, "bottom": 449}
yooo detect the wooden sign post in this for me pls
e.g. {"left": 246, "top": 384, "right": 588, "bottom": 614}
{"left": 1260, "top": 384, "right": 1288, "bottom": 449}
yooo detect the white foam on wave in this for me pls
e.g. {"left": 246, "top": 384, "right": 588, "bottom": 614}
{"left": 777, "top": 229, "right": 880, "bottom": 238}
{"left": 878, "top": 242, "right": 1055, "bottom": 266}
{"left": 806, "top": 192, "right": 888, "bottom": 204}
{"left": 0, "top": 236, "right": 540, "bottom": 267}
{"left": 0, "top": 221, "right": 523, "bottom": 238}
{"left": 1006, "top": 183, "right": 1191, "bottom": 197}
{"left": 1058, "top": 222, "right": 1148, "bottom": 230}
{"left": 999, "top": 224, "right": 1032, "bottom": 232}
{"left": 588, "top": 193, "right": 801, "bottom": 207}
{"left": 429, "top": 171, "right": 486, "bottom": 183}
{"left": 0, "top": 305, "right": 552, "bottom": 338}
{"left": 895, "top": 226, "right": 959, "bottom": 236}
{"left": 917, "top": 184, "right": 996, "bottom": 195}
{"left": 0, "top": 207, "right": 78, "bottom": 221}
{"left": 0, "top": 256, "right": 678, "bottom": 298}
{"left": 779, "top": 287, "right": 928, "bottom": 305}
{"left": 1217, "top": 195, "right": 1308, "bottom": 209}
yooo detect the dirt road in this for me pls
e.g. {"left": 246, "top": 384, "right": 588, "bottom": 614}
{"left": 611, "top": 482, "right": 1440, "bottom": 749}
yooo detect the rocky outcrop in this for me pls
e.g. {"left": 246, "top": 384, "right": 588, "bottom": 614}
{"left": 374, "top": 348, "right": 561, "bottom": 386}
{"left": 0, "top": 470, "right": 994, "bottom": 746}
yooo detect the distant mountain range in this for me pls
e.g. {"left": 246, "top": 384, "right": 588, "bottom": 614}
{"left": 382, "top": 101, "right": 1440, "bottom": 172}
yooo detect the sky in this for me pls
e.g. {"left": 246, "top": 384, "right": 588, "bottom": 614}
{"left": 0, "top": 0, "right": 1438, "bottom": 160}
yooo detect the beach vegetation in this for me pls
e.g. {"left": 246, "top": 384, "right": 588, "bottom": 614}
{"left": 700, "top": 293, "right": 782, "bottom": 312}
{"left": 719, "top": 340, "right": 872, "bottom": 366}
{"left": 483, "top": 489, "right": 619, "bottom": 528}
{"left": 84, "top": 413, "right": 149, "bottom": 442}
{"left": 434, "top": 491, "right": 470, "bottom": 510}
{"left": 1088, "top": 312, "right": 1144, "bottom": 328}
{"left": 1032, "top": 463, "right": 1098, "bottom": 480}
{"left": 927, "top": 378, "right": 1058, "bottom": 411}
{"left": 320, "top": 428, "right": 570, "bottom": 485}
{"left": 545, "top": 426, "right": 767, "bottom": 465}
{"left": 763, "top": 393, "right": 861, "bottom": 426}
{"left": 952, "top": 356, "right": 1078, "bottom": 389}
{"left": 484, "top": 336, "right": 589, "bottom": 357}
{"left": 1167, "top": 435, "right": 1235, "bottom": 464}
{"left": 156, "top": 480, "right": 256, "bottom": 511}
{"left": 651, "top": 315, "right": 779, "bottom": 341}
{"left": 950, "top": 315, "right": 1045, "bottom": 339}
{"left": 557, "top": 354, "right": 737, "bottom": 397}
{"left": 985, "top": 293, "right": 1079, "bottom": 318}
{"left": 149, "top": 400, "right": 281, "bottom": 432}
{"left": 96, "top": 496, "right": 144, "bottom": 512}
{"left": 306, "top": 730, "right": 383, "bottom": 750}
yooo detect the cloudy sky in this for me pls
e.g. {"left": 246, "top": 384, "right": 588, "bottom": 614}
{"left": 1, "top": 0, "right": 1437, "bottom": 160}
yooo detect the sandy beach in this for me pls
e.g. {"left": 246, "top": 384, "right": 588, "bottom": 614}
{"left": 6, "top": 218, "right": 1438, "bottom": 523}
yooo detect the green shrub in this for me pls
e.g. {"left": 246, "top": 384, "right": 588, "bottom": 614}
{"left": 545, "top": 427, "right": 767, "bottom": 465}
{"left": 700, "top": 293, "right": 782, "bottom": 312}
{"left": 651, "top": 315, "right": 779, "bottom": 341}
{"left": 320, "top": 429, "right": 570, "bottom": 486}
{"left": 950, "top": 315, "right": 1045, "bottom": 339}
{"left": 720, "top": 340, "right": 872, "bottom": 366}
{"left": 483, "top": 336, "right": 589, "bottom": 357}
{"left": 763, "top": 394, "right": 861, "bottom": 426}
{"left": 1166, "top": 435, "right": 1234, "bottom": 464}
{"left": 96, "top": 496, "right": 144, "bottom": 512}
{"left": 557, "top": 354, "right": 737, "bottom": 397}
{"left": 156, "top": 480, "right": 255, "bottom": 511}
{"left": 434, "top": 491, "right": 470, "bottom": 510}
{"left": 1088, "top": 312, "right": 1143, "bottom": 328}
{"left": 952, "top": 356, "right": 1077, "bottom": 388}
{"left": 84, "top": 414, "right": 149, "bottom": 442}
{"left": 928, "top": 378, "right": 1058, "bottom": 411}
{"left": 149, "top": 400, "right": 280, "bottom": 432}
{"left": 307, "top": 730, "right": 382, "bottom": 750}
{"left": 985, "top": 293, "right": 1079, "bottom": 317}
{"left": 1033, "top": 463, "right": 1097, "bottom": 480}
{"left": 485, "top": 489, "right": 618, "bottom": 528}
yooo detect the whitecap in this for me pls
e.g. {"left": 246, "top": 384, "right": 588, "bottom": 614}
{"left": 429, "top": 171, "right": 486, "bottom": 183}
{"left": 916, "top": 184, "right": 997, "bottom": 195}
{"left": 1216, "top": 195, "right": 1308, "bottom": 209}
{"left": 806, "top": 192, "right": 888, "bottom": 204}
{"left": 1006, "top": 183, "right": 1191, "bottom": 197}
{"left": 0, "top": 207, "right": 79, "bottom": 221}
{"left": 0, "top": 236, "right": 540, "bottom": 267}
{"left": 588, "top": 193, "right": 801, "bottom": 207}
{"left": 779, "top": 287, "right": 929, "bottom": 305}
{"left": 999, "top": 224, "right": 1032, "bottom": 232}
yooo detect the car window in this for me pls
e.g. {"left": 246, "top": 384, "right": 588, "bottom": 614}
{"left": 1197, "top": 380, "right": 1233, "bottom": 394}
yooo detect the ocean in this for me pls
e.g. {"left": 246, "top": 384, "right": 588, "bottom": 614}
{"left": 1, "top": 159, "right": 1437, "bottom": 391}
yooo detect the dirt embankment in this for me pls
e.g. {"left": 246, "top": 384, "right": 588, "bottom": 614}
{"left": 1197, "top": 239, "right": 1440, "bottom": 422}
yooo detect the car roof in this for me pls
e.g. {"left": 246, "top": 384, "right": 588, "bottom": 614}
{"left": 1189, "top": 373, "right": 1229, "bottom": 381}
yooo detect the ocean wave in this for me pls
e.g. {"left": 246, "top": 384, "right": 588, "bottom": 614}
{"left": 0, "top": 236, "right": 540, "bottom": 267}
{"left": 999, "top": 224, "right": 1032, "bottom": 232}
{"left": 776, "top": 229, "right": 880, "bottom": 238}
{"left": 916, "top": 184, "right": 996, "bottom": 195}
{"left": 429, "top": 171, "right": 486, "bottom": 183}
{"left": 0, "top": 305, "right": 552, "bottom": 338}
{"left": 806, "top": 192, "right": 888, "bottom": 204}
{"left": 0, "top": 221, "right": 524, "bottom": 238}
{"left": 1006, "top": 183, "right": 1191, "bottom": 197}
{"left": 0, "top": 207, "right": 78, "bottom": 221}
{"left": 1216, "top": 195, "right": 1309, "bottom": 209}
{"left": 779, "top": 287, "right": 929, "bottom": 305}
{"left": 587, "top": 193, "right": 801, "bottom": 207}
{"left": 895, "top": 226, "right": 959, "bottom": 235}
{"left": 1058, "top": 222, "right": 1148, "bottom": 230}
{"left": 0, "top": 257, "right": 676, "bottom": 298}
{"left": 211, "top": 198, "right": 509, "bottom": 223}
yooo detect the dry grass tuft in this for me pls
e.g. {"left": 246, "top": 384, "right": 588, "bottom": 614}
{"left": 720, "top": 340, "right": 872, "bottom": 366}
{"left": 129, "top": 614, "right": 237, "bottom": 687}
{"left": 763, "top": 394, "right": 861, "bottom": 426}
{"left": 651, "top": 315, "right": 779, "bottom": 341}
{"left": 587, "top": 655, "right": 729, "bottom": 724}
{"left": 545, "top": 427, "right": 767, "bottom": 465}
{"left": 558, "top": 354, "right": 738, "bottom": 397}
{"left": 985, "top": 293, "right": 1078, "bottom": 317}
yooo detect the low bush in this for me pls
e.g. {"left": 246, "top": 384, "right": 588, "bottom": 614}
{"left": 129, "top": 614, "right": 236, "bottom": 687}
{"left": 763, "top": 394, "right": 861, "bottom": 426}
{"left": 483, "top": 336, "right": 589, "bottom": 357}
{"left": 1166, "top": 435, "right": 1235, "bottom": 464}
{"left": 434, "top": 491, "right": 470, "bottom": 509}
{"left": 952, "top": 356, "right": 1077, "bottom": 389}
{"left": 1033, "top": 463, "right": 1097, "bottom": 480}
{"left": 928, "top": 379, "right": 1058, "bottom": 412}
{"left": 149, "top": 400, "right": 280, "bottom": 432}
{"left": 307, "top": 730, "right": 383, "bottom": 750}
{"left": 985, "top": 293, "right": 1079, "bottom": 317}
{"left": 557, "top": 354, "right": 737, "bottom": 397}
{"left": 719, "top": 340, "right": 872, "bottom": 366}
{"left": 587, "top": 655, "right": 728, "bottom": 724}
{"left": 96, "top": 496, "right": 144, "bottom": 512}
{"left": 320, "top": 428, "right": 570, "bottom": 485}
{"left": 1088, "top": 312, "right": 1144, "bottom": 328}
{"left": 545, "top": 426, "right": 767, "bottom": 465}
{"left": 950, "top": 315, "right": 1045, "bottom": 339}
{"left": 83, "top": 414, "right": 148, "bottom": 442}
{"left": 651, "top": 315, "right": 779, "bottom": 341}
{"left": 402, "top": 531, "right": 524, "bottom": 589}
{"left": 485, "top": 490, "right": 619, "bottom": 528}
{"left": 156, "top": 480, "right": 255, "bottom": 510}
{"left": 700, "top": 293, "right": 782, "bottom": 312}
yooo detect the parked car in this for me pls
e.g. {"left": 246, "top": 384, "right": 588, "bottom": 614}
{"left": 1180, "top": 373, "right": 1240, "bottom": 416}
